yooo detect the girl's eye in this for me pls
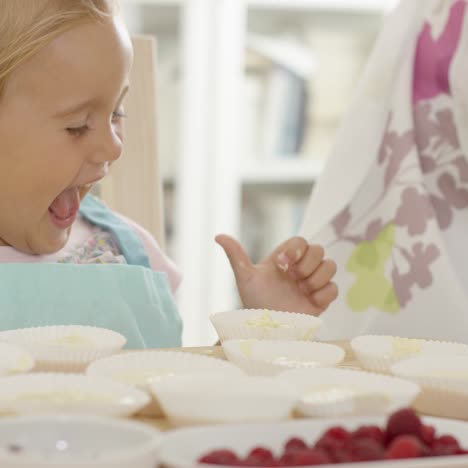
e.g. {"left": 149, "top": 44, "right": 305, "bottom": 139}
{"left": 66, "top": 125, "right": 89, "bottom": 137}
{"left": 112, "top": 110, "right": 127, "bottom": 123}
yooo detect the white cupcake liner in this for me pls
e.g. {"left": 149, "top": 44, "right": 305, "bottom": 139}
{"left": 222, "top": 340, "right": 345, "bottom": 376}
{"left": 351, "top": 335, "right": 468, "bottom": 374}
{"left": 0, "top": 373, "right": 149, "bottom": 417}
{"left": 150, "top": 374, "right": 297, "bottom": 426}
{"left": 391, "top": 356, "right": 468, "bottom": 420}
{"left": 87, "top": 350, "right": 244, "bottom": 416}
{"left": 0, "top": 325, "right": 126, "bottom": 372}
{"left": 278, "top": 367, "right": 420, "bottom": 418}
{"left": 0, "top": 343, "right": 35, "bottom": 375}
{"left": 391, "top": 355, "right": 468, "bottom": 394}
{"left": 210, "top": 309, "right": 322, "bottom": 342}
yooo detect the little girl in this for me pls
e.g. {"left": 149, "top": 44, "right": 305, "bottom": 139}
{"left": 0, "top": 0, "right": 338, "bottom": 348}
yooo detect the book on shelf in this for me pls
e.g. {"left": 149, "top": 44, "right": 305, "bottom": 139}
{"left": 242, "top": 190, "right": 309, "bottom": 263}
{"left": 244, "top": 34, "right": 316, "bottom": 161}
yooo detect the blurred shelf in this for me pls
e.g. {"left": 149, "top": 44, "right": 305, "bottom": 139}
{"left": 241, "top": 159, "right": 324, "bottom": 185}
{"left": 121, "top": 0, "right": 182, "bottom": 5}
{"left": 247, "top": 0, "right": 398, "bottom": 12}
{"left": 122, "top": 0, "right": 397, "bottom": 12}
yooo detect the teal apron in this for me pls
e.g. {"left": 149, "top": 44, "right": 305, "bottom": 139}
{"left": 0, "top": 195, "right": 183, "bottom": 349}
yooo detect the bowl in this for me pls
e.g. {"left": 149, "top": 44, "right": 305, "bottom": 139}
{"left": 0, "top": 414, "right": 161, "bottom": 467}
{"left": 222, "top": 339, "right": 344, "bottom": 375}
{"left": 0, "top": 325, "right": 126, "bottom": 372}
{"left": 210, "top": 309, "right": 322, "bottom": 342}
{"left": 150, "top": 374, "right": 297, "bottom": 426}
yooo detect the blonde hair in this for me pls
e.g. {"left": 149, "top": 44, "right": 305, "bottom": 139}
{"left": 0, "top": 0, "right": 117, "bottom": 97}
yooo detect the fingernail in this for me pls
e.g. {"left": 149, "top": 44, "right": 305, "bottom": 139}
{"left": 295, "top": 249, "right": 302, "bottom": 261}
{"left": 277, "top": 252, "right": 289, "bottom": 272}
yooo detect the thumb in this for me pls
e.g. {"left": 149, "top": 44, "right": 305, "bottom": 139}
{"left": 215, "top": 234, "right": 254, "bottom": 283}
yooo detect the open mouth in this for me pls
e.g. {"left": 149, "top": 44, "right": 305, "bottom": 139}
{"left": 48, "top": 184, "right": 93, "bottom": 229}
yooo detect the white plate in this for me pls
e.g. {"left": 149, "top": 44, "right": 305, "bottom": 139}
{"left": 210, "top": 309, "right": 322, "bottom": 342}
{"left": 159, "top": 416, "right": 468, "bottom": 468}
{"left": 0, "top": 373, "right": 149, "bottom": 417}
{"left": 278, "top": 367, "right": 420, "bottom": 417}
{"left": 0, "top": 342, "right": 34, "bottom": 375}
{"left": 0, "top": 325, "right": 126, "bottom": 372}
{"left": 0, "top": 414, "right": 160, "bottom": 467}
{"left": 222, "top": 339, "right": 345, "bottom": 376}
{"left": 150, "top": 374, "right": 297, "bottom": 426}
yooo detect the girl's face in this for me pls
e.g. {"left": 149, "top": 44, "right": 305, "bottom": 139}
{"left": 0, "top": 17, "right": 133, "bottom": 254}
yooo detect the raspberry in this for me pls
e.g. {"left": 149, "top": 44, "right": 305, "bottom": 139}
{"left": 242, "top": 447, "right": 275, "bottom": 465}
{"left": 324, "top": 426, "right": 351, "bottom": 442}
{"left": 198, "top": 449, "right": 239, "bottom": 465}
{"left": 386, "top": 408, "right": 422, "bottom": 442}
{"left": 386, "top": 435, "right": 427, "bottom": 459}
{"left": 278, "top": 451, "right": 296, "bottom": 466}
{"left": 350, "top": 438, "right": 385, "bottom": 461}
{"left": 284, "top": 437, "right": 308, "bottom": 453}
{"left": 352, "top": 425, "right": 385, "bottom": 446}
{"left": 241, "top": 454, "right": 279, "bottom": 467}
{"left": 248, "top": 447, "right": 274, "bottom": 461}
{"left": 291, "top": 448, "right": 330, "bottom": 465}
{"left": 328, "top": 447, "right": 353, "bottom": 463}
{"left": 315, "top": 426, "right": 351, "bottom": 450}
{"left": 420, "top": 424, "right": 436, "bottom": 446}
{"left": 431, "top": 435, "right": 461, "bottom": 456}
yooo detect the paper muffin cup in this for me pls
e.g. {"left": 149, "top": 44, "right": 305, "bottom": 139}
{"left": 0, "top": 343, "right": 35, "bottom": 375}
{"left": 222, "top": 339, "right": 344, "bottom": 376}
{"left": 210, "top": 309, "right": 322, "bottom": 342}
{"left": 0, "top": 373, "right": 150, "bottom": 417}
{"left": 391, "top": 356, "right": 468, "bottom": 420}
{"left": 351, "top": 335, "right": 468, "bottom": 374}
{"left": 391, "top": 355, "right": 468, "bottom": 394}
{"left": 150, "top": 374, "right": 297, "bottom": 426}
{"left": 87, "top": 350, "right": 244, "bottom": 416}
{"left": 0, "top": 325, "right": 126, "bottom": 372}
{"left": 278, "top": 367, "right": 420, "bottom": 418}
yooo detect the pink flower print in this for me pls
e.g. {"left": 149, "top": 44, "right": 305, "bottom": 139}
{"left": 332, "top": 206, "right": 351, "bottom": 237}
{"left": 453, "top": 157, "right": 468, "bottom": 183}
{"left": 419, "top": 155, "right": 437, "bottom": 173}
{"left": 378, "top": 130, "right": 415, "bottom": 189}
{"left": 434, "top": 109, "right": 460, "bottom": 150}
{"left": 392, "top": 242, "right": 440, "bottom": 307}
{"left": 395, "top": 188, "right": 434, "bottom": 235}
{"left": 364, "top": 219, "right": 384, "bottom": 242}
{"left": 413, "top": 103, "right": 439, "bottom": 151}
{"left": 438, "top": 172, "right": 468, "bottom": 209}
{"left": 430, "top": 194, "right": 453, "bottom": 230}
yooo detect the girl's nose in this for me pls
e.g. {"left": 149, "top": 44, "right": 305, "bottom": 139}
{"left": 89, "top": 123, "right": 123, "bottom": 164}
